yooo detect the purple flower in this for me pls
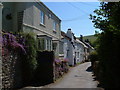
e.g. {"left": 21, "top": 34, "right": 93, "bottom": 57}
{"left": 63, "top": 58, "right": 69, "bottom": 62}
{"left": 10, "top": 42, "right": 26, "bottom": 54}
{"left": 2, "top": 32, "right": 26, "bottom": 54}
{"left": 55, "top": 59, "right": 61, "bottom": 63}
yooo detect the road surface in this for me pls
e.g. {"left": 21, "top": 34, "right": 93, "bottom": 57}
{"left": 44, "top": 62, "right": 99, "bottom": 88}
{"left": 21, "top": 62, "right": 103, "bottom": 89}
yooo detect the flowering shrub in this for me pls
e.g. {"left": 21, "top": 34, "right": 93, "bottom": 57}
{"left": 62, "top": 58, "right": 69, "bottom": 63}
{"left": 1, "top": 31, "right": 37, "bottom": 87}
{"left": 18, "top": 32, "right": 37, "bottom": 85}
{"left": 2, "top": 31, "right": 26, "bottom": 54}
{"left": 1, "top": 31, "right": 26, "bottom": 88}
{"left": 54, "top": 59, "right": 62, "bottom": 65}
{"left": 54, "top": 58, "right": 69, "bottom": 80}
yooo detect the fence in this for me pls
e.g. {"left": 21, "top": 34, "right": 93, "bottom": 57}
{"left": 34, "top": 51, "right": 54, "bottom": 86}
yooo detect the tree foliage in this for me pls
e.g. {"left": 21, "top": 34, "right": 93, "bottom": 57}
{"left": 20, "top": 32, "right": 37, "bottom": 85}
{"left": 90, "top": 2, "right": 120, "bottom": 88}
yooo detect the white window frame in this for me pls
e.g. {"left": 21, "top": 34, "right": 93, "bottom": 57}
{"left": 40, "top": 10, "right": 45, "bottom": 25}
{"left": 45, "top": 39, "right": 52, "bottom": 51}
{"left": 53, "top": 20, "right": 57, "bottom": 31}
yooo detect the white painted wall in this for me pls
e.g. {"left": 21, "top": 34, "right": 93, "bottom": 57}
{"left": 66, "top": 29, "right": 75, "bottom": 66}
{"left": 74, "top": 39, "right": 89, "bottom": 64}
{"left": 62, "top": 29, "right": 89, "bottom": 66}
{"left": 62, "top": 29, "right": 85, "bottom": 66}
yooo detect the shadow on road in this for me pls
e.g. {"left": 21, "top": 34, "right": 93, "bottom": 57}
{"left": 86, "top": 66, "right": 93, "bottom": 72}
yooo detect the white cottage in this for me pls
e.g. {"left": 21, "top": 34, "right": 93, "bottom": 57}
{"left": 61, "top": 31, "right": 71, "bottom": 59}
{"left": 61, "top": 29, "right": 91, "bottom": 66}
{"left": 74, "top": 39, "right": 88, "bottom": 63}
{"left": 61, "top": 29, "right": 75, "bottom": 66}
{"left": 66, "top": 29, "right": 76, "bottom": 66}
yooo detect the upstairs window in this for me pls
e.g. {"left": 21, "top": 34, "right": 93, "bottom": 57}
{"left": 53, "top": 20, "right": 57, "bottom": 31}
{"left": 40, "top": 11, "right": 45, "bottom": 25}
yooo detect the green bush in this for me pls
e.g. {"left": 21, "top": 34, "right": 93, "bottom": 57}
{"left": 97, "top": 31, "right": 120, "bottom": 88}
{"left": 89, "top": 51, "right": 98, "bottom": 68}
{"left": 20, "top": 32, "right": 37, "bottom": 85}
{"left": 90, "top": 2, "right": 120, "bottom": 88}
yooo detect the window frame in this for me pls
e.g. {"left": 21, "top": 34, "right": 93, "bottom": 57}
{"left": 40, "top": 10, "right": 45, "bottom": 25}
{"left": 38, "top": 38, "right": 45, "bottom": 50}
{"left": 53, "top": 20, "right": 57, "bottom": 31}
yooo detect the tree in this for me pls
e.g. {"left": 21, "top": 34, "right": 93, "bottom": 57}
{"left": 90, "top": 2, "right": 120, "bottom": 88}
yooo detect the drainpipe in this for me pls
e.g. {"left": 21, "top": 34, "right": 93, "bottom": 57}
{"left": 0, "top": 2, "right": 3, "bottom": 90}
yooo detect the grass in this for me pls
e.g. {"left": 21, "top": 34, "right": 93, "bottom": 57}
{"left": 83, "top": 35, "right": 97, "bottom": 44}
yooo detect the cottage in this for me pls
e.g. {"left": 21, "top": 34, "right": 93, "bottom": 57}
{"left": 74, "top": 39, "right": 88, "bottom": 64}
{"left": 61, "top": 28, "right": 92, "bottom": 66}
{"left": 77, "top": 37, "right": 94, "bottom": 61}
{"left": 65, "top": 29, "right": 76, "bottom": 66}
{"left": 61, "top": 31, "right": 71, "bottom": 60}
{"left": 84, "top": 42, "right": 94, "bottom": 57}
{"left": 2, "top": 2, "right": 61, "bottom": 57}
{"left": 61, "top": 29, "right": 75, "bottom": 66}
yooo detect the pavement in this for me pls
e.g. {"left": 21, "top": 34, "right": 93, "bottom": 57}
{"left": 20, "top": 62, "right": 104, "bottom": 89}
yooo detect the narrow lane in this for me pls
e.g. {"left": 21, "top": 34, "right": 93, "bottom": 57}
{"left": 44, "top": 62, "right": 98, "bottom": 88}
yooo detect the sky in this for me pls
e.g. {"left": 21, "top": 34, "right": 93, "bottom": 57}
{"left": 42, "top": 1, "right": 100, "bottom": 36}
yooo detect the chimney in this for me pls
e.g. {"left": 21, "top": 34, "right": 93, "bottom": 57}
{"left": 68, "top": 28, "right": 71, "bottom": 31}
{"left": 80, "top": 35, "right": 83, "bottom": 42}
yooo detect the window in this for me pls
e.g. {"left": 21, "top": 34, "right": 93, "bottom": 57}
{"left": 38, "top": 38, "right": 45, "bottom": 50}
{"left": 53, "top": 20, "right": 57, "bottom": 31}
{"left": 53, "top": 43, "right": 57, "bottom": 51}
{"left": 48, "top": 14, "right": 52, "bottom": 19}
{"left": 50, "top": 40, "right": 52, "bottom": 50}
{"left": 37, "top": 36, "right": 52, "bottom": 51}
{"left": 77, "top": 52, "right": 79, "bottom": 58}
{"left": 46, "top": 39, "right": 49, "bottom": 50}
{"left": 40, "top": 11, "right": 45, "bottom": 25}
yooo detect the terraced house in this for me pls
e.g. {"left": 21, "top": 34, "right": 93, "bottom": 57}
{"left": 2, "top": 2, "right": 61, "bottom": 56}
{"left": 61, "top": 29, "right": 94, "bottom": 66}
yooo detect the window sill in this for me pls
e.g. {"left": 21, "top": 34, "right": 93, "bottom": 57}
{"left": 53, "top": 30, "right": 57, "bottom": 34}
{"left": 40, "top": 23, "right": 46, "bottom": 27}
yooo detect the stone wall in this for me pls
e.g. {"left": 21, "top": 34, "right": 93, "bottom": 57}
{"left": 0, "top": 2, "right": 3, "bottom": 89}
{"left": 2, "top": 47, "right": 23, "bottom": 89}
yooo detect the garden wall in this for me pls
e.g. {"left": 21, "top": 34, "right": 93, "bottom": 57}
{"left": 2, "top": 47, "right": 23, "bottom": 89}
{"left": 1, "top": 31, "right": 69, "bottom": 89}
